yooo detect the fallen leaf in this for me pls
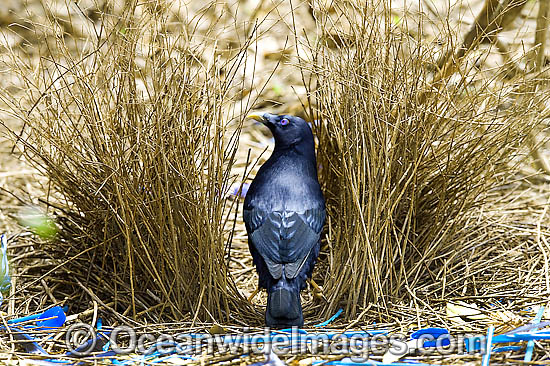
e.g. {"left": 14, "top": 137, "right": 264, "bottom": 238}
{"left": 209, "top": 324, "right": 227, "bottom": 335}
{"left": 446, "top": 301, "right": 486, "bottom": 331}
{"left": 382, "top": 339, "right": 418, "bottom": 364}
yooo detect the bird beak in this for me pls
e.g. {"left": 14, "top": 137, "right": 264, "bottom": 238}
{"left": 246, "top": 112, "right": 267, "bottom": 123}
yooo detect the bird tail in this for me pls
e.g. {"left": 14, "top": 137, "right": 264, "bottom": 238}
{"left": 266, "top": 276, "right": 303, "bottom": 328}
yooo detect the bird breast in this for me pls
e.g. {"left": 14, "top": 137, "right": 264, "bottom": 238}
{"left": 247, "top": 156, "right": 321, "bottom": 212}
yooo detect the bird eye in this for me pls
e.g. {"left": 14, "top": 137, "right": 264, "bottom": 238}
{"left": 280, "top": 118, "right": 289, "bottom": 126}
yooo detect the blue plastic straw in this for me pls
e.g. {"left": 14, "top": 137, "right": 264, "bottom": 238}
{"left": 494, "top": 332, "right": 550, "bottom": 341}
{"left": 314, "top": 308, "right": 344, "bottom": 327}
{"left": 466, "top": 324, "right": 550, "bottom": 352}
{"left": 481, "top": 326, "right": 494, "bottom": 366}
{"left": 524, "top": 305, "right": 545, "bottom": 363}
{"left": 493, "top": 346, "right": 522, "bottom": 353}
{"left": 7, "top": 305, "right": 65, "bottom": 326}
{"left": 7, "top": 312, "right": 43, "bottom": 324}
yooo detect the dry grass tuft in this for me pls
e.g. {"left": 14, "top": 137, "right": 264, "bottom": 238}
{"left": 1, "top": 1, "right": 258, "bottom": 323}
{"left": 299, "top": 1, "right": 550, "bottom": 319}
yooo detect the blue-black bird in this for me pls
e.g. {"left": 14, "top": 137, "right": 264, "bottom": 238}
{"left": 244, "top": 112, "right": 325, "bottom": 328}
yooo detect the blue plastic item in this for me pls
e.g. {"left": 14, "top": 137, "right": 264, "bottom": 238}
{"left": 524, "top": 306, "right": 545, "bottom": 362}
{"left": 493, "top": 346, "right": 523, "bottom": 353}
{"left": 230, "top": 183, "right": 250, "bottom": 198}
{"left": 467, "top": 332, "right": 538, "bottom": 352}
{"left": 11, "top": 327, "right": 48, "bottom": 355}
{"left": 8, "top": 305, "right": 66, "bottom": 329}
{"left": 65, "top": 332, "right": 110, "bottom": 357}
{"left": 314, "top": 308, "right": 344, "bottom": 327}
{"left": 481, "top": 326, "right": 494, "bottom": 366}
{"left": 410, "top": 327, "right": 450, "bottom": 347}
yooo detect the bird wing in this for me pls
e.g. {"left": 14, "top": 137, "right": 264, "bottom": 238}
{"left": 244, "top": 208, "right": 325, "bottom": 279}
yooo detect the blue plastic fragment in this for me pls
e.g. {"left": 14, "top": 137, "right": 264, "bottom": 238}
{"left": 7, "top": 305, "right": 66, "bottom": 329}
{"left": 524, "top": 305, "right": 545, "bottom": 363}
{"left": 36, "top": 306, "right": 66, "bottom": 329}
{"left": 230, "top": 183, "right": 250, "bottom": 198}
{"left": 498, "top": 332, "right": 550, "bottom": 341}
{"left": 411, "top": 327, "right": 448, "bottom": 339}
{"left": 466, "top": 307, "right": 550, "bottom": 353}
{"left": 481, "top": 326, "right": 494, "bottom": 366}
{"left": 466, "top": 326, "right": 550, "bottom": 352}
{"left": 314, "top": 308, "right": 344, "bottom": 327}
{"left": 410, "top": 327, "right": 450, "bottom": 347}
{"left": 11, "top": 327, "right": 48, "bottom": 355}
{"left": 493, "top": 345, "right": 523, "bottom": 353}
{"left": 65, "top": 332, "right": 110, "bottom": 357}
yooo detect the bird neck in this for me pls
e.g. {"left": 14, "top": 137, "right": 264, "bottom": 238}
{"left": 273, "top": 135, "right": 316, "bottom": 157}
{"left": 270, "top": 140, "right": 318, "bottom": 174}
{"left": 275, "top": 140, "right": 314, "bottom": 156}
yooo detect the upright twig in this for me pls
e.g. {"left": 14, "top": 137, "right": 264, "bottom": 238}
{"left": 532, "top": 0, "right": 550, "bottom": 71}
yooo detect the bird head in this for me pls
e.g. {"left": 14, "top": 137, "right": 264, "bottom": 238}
{"left": 247, "top": 112, "right": 314, "bottom": 150}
